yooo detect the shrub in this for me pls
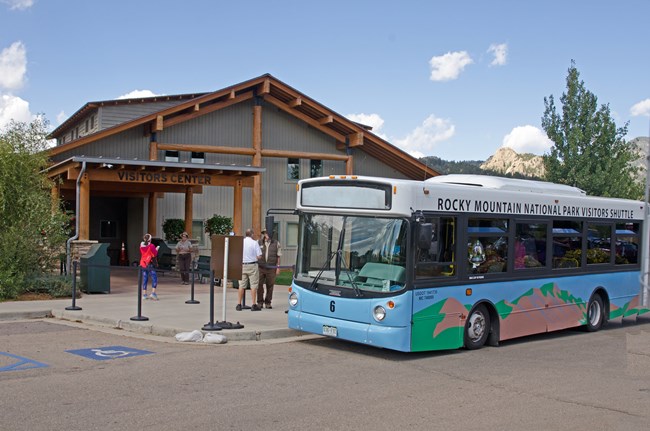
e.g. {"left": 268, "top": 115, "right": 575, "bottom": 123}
{"left": 162, "top": 218, "right": 185, "bottom": 243}
{"left": 205, "top": 214, "right": 233, "bottom": 236}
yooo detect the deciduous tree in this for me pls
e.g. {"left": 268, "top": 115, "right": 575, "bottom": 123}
{"left": 542, "top": 61, "right": 642, "bottom": 199}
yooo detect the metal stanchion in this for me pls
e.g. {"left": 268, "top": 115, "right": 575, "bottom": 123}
{"left": 65, "top": 260, "right": 82, "bottom": 311}
{"left": 217, "top": 236, "right": 243, "bottom": 329}
{"left": 130, "top": 267, "right": 149, "bottom": 321}
{"left": 185, "top": 261, "right": 200, "bottom": 304}
{"left": 202, "top": 270, "right": 221, "bottom": 331}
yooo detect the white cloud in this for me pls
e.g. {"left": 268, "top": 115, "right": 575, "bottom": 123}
{"left": 1, "top": 0, "right": 34, "bottom": 10}
{"left": 487, "top": 43, "right": 508, "bottom": 66}
{"left": 117, "top": 89, "right": 160, "bottom": 99}
{"left": 630, "top": 99, "right": 650, "bottom": 117}
{"left": 429, "top": 51, "right": 473, "bottom": 81}
{"left": 0, "top": 94, "right": 34, "bottom": 128}
{"left": 346, "top": 113, "right": 387, "bottom": 139}
{"left": 502, "top": 125, "right": 553, "bottom": 155}
{"left": 56, "top": 110, "right": 67, "bottom": 124}
{"left": 394, "top": 114, "right": 455, "bottom": 158}
{"left": 0, "top": 41, "right": 27, "bottom": 90}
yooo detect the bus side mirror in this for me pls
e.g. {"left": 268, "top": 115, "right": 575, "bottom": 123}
{"left": 417, "top": 223, "right": 433, "bottom": 249}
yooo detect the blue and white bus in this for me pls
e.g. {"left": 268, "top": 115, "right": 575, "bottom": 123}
{"left": 287, "top": 174, "right": 649, "bottom": 352}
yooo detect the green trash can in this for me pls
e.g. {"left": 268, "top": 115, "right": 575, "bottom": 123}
{"left": 80, "top": 243, "right": 111, "bottom": 293}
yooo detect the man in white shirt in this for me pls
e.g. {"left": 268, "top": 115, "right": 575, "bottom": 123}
{"left": 237, "top": 228, "right": 263, "bottom": 311}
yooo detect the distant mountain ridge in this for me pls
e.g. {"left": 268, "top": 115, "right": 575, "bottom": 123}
{"left": 421, "top": 138, "right": 649, "bottom": 180}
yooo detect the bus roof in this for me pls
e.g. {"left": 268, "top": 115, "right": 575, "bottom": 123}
{"left": 426, "top": 174, "right": 586, "bottom": 196}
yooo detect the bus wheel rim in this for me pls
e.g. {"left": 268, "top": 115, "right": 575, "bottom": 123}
{"left": 589, "top": 301, "right": 601, "bottom": 326}
{"left": 468, "top": 312, "right": 486, "bottom": 341}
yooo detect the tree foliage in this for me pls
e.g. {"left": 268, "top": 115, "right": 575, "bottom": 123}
{"left": 542, "top": 61, "right": 643, "bottom": 199}
{"left": 0, "top": 118, "right": 69, "bottom": 299}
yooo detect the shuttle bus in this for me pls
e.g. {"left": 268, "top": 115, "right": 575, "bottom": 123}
{"left": 287, "top": 174, "right": 649, "bottom": 352}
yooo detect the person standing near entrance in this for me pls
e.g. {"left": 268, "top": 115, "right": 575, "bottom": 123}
{"left": 237, "top": 228, "right": 262, "bottom": 311}
{"left": 176, "top": 232, "right": 192, "bottom": 285}
{"left": 140, "top": 233, "right": 159, "bottom": 300}
{"left": 257, "top": 228, "right": 282, "bottom": 309}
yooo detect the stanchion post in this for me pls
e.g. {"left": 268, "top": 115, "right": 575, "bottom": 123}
{"left": 186, "top": 260, "right": 200, "bottom": 304}
{"left": 202, "top": 269, "right": 221, "bottom": 330}
{"left": 130, "top": 267, "right": 149, "bottom": 321}
{"left": 217, "top": 236, "right": 243, "bottom": 329}
{"left": 65, "top": 259, "right": 82, "bottom": 311}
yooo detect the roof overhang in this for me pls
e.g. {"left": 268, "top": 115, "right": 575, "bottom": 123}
{"left": 46, "top": 156, "right": 264, "bottom": 197}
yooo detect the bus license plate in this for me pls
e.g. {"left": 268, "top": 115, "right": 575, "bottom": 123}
{"left": 323, "top": 325, "right": 338, "bottom": 337}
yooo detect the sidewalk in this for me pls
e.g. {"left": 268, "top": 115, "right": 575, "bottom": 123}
{"left": 0, "top": 267, "right": 307, "bottom": 343}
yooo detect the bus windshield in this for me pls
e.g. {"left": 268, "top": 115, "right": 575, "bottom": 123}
{"left": 295, "top": 214, "right": 408, "bottom": 294}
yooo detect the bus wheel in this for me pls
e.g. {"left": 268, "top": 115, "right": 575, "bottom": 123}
{"left": 585, "top": 294, "right": 604, "bottom": 332}
{"left": 464, "top": 304, "right": 490, "bottom": 350}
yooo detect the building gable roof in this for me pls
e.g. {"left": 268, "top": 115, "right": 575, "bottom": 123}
{"left": 48, "top": 74, "right": 439, "bottom": 179}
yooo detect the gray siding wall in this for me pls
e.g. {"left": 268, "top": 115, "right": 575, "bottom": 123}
{"left": 100, "top": 101, "right": 186, "bottom": 130}
{"left": 51, "top": 127, "right": 151, "bottom": 162}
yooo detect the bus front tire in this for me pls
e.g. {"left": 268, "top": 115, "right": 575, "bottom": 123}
{"left": 585, "top": 294, "right": 604, "bottom": 332}
{"left": 464, "top": 304, "right": 490, "bottom": 350}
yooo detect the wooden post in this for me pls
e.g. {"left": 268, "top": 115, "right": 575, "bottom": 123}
{"left": 233, "top": 180, "right": 243, "bottom": 235}
{"left": 148, "top": 192, "right": 157, "bottom": 236}
{"left": 51, "top": 185, "right": 59, "bottom": 214}
{"left": 184, "top": 186, "right": 193, "bottom": 235}
{"left": 346, "top": 155, "right": 354, "bottom": 175}
{"left": 79, "top": 173, "right": 90, "bottom": 240}
{"left": 149, "top": 140, "right": 158, "bottom": 161}
{"left": 252, "top": 104, "right": 262, "bottom": 234}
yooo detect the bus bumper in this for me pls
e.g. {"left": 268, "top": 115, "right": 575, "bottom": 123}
{"left": 288, "top": 310, "right": 411, "bottom": 352}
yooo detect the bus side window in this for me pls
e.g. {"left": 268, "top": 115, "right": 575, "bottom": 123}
{"left": 416, "top": 217, "right": 456, "bottom": 278}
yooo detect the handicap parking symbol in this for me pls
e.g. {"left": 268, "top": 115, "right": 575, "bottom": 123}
{"left": 66, "top": 345, "right": 153, "bottom": 361}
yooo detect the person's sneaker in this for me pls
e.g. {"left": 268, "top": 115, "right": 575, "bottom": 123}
{"left": 235, "top": 304, "right": 242, "bottom": 311}
{"left": 251, "top": 304, "right": 261, "bottom": 311}
{"left": 265, "top": 304, "right": 272, "bottom": 309}
{"left": 150, "top": 293, "right": 159, "bottom": 301}
{"left": 142, "top": 294, "right": 148, "bottom": 300}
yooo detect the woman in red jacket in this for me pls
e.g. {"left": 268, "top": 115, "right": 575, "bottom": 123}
{"left": 139, "top": 233, "right": 159, "bottom": 300}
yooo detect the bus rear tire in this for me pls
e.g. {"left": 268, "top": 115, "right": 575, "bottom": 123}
{"left": 585, "top": 294, "right": 604, "bottom": 332}
{"left": 464, "top": 304, "right": 490, "bottom": 350}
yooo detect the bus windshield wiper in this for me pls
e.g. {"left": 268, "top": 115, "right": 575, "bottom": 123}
{"left": 337, "top": 249, "right": 362, "bottom": 297}
{"left": 309, "top": 251, "right": 336, "bottom": 291}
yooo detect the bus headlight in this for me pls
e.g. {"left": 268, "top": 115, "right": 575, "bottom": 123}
{"left": 289, "top": 292, "right": 298, "bottom": 307}
{"left": 373, "top": 305, "right": 386, "bottom": 322}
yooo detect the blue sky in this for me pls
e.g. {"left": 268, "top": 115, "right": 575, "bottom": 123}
{"left": 1, "top": 0, "right": 649, "bottom": 161}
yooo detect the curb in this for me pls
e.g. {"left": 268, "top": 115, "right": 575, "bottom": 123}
{"left": 0, "top": 309, "right": 53, "bottom": 320}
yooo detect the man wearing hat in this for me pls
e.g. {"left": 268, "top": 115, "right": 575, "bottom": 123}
{"left": 257, "top": 227, "right": 282, "bottom": 309}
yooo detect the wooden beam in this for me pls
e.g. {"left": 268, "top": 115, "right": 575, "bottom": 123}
{"left": 289, "top": 97, "right": 302, "bottom": 108}
{"left": 346, "top": 156, "right": 353, "bottom": 175}
{"left": 79, "top": 173, "right": 90, "bottom": 240}
{"left": 319, "top": 115, "right": 333, "bottom": 125}
{"left": 58, "top": 181, "right": 204, "bottom": 194}
{"left": 153, "top": 115, "right": 164, "bottom": 132}
{"left": 184, "top": 186, "right": 193, "bottom": 235}
{"left": 148, "top": 192, "right": 157, "bottom": 236}
{"left": 163, "top": 91, "right": 254, "bottom": 128}
{"left": 260, "top": 78, "right": 271, "bottom": 94}
{"left": 264, "top": 94, "right": 347, "bottom": 143}
{"left": 157, "top": 143, "right": 256, "bottom": 156}
{"left": 252, "top": 104, "right": 262, "bottom": 236}
{"left": 149, "top": 140, "right": 158, "bottom": 160}
{"left": 347, "top": 132, "right": 364, "bottom": 147}
{"left": 260, "top": 148, "right": 348, "bottom": 161}
{"left": 233, "top": 180, "right": 243, "bottom": 236}
{"left": 193, "top": 104, "right": 200, "bottom": 112}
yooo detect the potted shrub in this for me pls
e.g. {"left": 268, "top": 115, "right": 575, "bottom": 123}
{"left": 204, "top": 214, "right": 233, "bottom": 236}
{"left": 162, "top": 218, "right": 185, "bottom": 243}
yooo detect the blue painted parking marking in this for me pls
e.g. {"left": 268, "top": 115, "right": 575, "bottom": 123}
{"left": 66, "top": 346, "right": 154, "bottom": 361}
{"left": 0, "top": 352, "right": 48, "bottom": 372}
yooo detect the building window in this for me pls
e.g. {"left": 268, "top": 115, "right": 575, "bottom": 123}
{"left": 84, "top": 119, "right": 89, "bottom": 133}
{"left": 191, "top": 152, "right": 205, "bottom": 164}
{"left": 287, "top": 158, "right": 300, "bottom": 180}
{"left": 90, "top": 115, "right": 95, "bottom": 129}
{"left": 192, "top": 220, "right": 205, "bottom": 246}
{"left": 287, "top": 222, "right": 299, "bottom": 247}
{"left": 165, "top": 151, "right": 179, "bottom": 162}
{"left": 310, "top": 159, "right": 323, "bottom": 178}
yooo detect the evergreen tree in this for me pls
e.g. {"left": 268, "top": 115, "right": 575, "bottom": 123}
{"left": 0, "top": 118, "right": 69, "bottom": 299}
{"left": 542, "top": 61, "right": 642, "bottom": 199}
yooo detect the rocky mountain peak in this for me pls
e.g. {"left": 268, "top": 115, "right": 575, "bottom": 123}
{"left": 480, "top": 147, "right": 545, "bottom": 177}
